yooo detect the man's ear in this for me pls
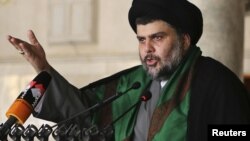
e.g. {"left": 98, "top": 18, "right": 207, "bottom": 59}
{"left": 182, "top": 33, "right": 191, "bottom": 51}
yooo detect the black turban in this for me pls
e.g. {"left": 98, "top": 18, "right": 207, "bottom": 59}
{"left": 128, "top": 0, "right": 203, "bottom": 45}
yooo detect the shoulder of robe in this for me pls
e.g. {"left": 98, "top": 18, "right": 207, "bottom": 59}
{"left": 81, "top": 65, "right": 143, "bottom": 90}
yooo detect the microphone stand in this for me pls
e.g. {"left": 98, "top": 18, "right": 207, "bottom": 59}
{"left": 51, "top": 82, "right": 141, "bottom": 129}
{"left": 91, "top": 91, "right": 152, "bottom": 141}
{"left": 100, "top": 100, "right": 141, "bottom": 140}
{"left": 78, "top": 101, "right": 142, "bottom": 141}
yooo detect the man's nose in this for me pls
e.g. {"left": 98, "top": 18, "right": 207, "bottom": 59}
{"left": 145, "top": 40, "right": 155, "bottom": 53}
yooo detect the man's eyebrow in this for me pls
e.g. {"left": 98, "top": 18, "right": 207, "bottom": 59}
{"left": 136, "top": 35, "right": 145, "bottom": 39}
{"left": 137, "top": 32, "right": 167, "bottom": 39}
{"left": 149, "top": 32, "right": 167, "bottom": 38}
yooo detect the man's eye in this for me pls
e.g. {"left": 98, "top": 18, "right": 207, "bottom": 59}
{"left": 138, "top": 38, "right": 145, "bottom": 43}
{"left": 154, "top": 36, "right": 162, "bottom": 41}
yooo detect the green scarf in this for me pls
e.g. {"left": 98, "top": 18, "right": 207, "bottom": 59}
{"left": 95, "top": 46, "right": 201, "bottom": 141}
{"left": 147, "top": 46, "right": 201, "bottom": 141}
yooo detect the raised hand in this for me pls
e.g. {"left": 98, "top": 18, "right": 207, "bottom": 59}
{"left": 7, "top": 30, "right": 50, "bottom": 73}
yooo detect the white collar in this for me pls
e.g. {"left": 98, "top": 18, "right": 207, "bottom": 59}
{"left": 160, "top": 80, "right": 168, "bottom": 88}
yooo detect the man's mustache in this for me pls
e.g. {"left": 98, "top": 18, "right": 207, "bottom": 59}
{"left": 143, "top": 54, "right": 160, "bottom": 62}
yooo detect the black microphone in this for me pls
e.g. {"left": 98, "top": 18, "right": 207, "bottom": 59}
{"left": 100, "top": 91, "right": 152, "bottom": 139}
{"left": 0, "top": 71, "right": 51, "bottom": 139}
{"left": 97, "top": 81, "right": 141, "bottom": 107}
{"left": 52, "top": 81, "right": 141, "bottom": 128}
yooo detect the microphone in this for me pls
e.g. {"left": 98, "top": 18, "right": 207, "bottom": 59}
{"left": 97, "top": 81, "right": 141, "bottom": 107}
{"left": 52, "top": 81, "right": 141, "bottom": 128}
{"left": 98, "top": 91, "right": 152, "bottom": 140}
{"left": 0, "top": 71, "right": 51, "bottom": 139}
{"left": 139, "top": 91, "right": 152, "bottom": 102}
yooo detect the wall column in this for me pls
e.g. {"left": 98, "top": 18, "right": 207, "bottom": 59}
{"left": 191, "top": 0, "right": 246, "bottom": 77}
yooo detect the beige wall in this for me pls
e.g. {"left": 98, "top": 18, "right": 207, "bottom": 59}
{"left": 244, "top": 11, "right": 250, "bottom": 73}
{"left": 198, "top": 0, "right": 245, "bottom": 77}
{"left": 0, "top": 0, "right": 250, "bottom": 135}
{"left": 0, "top": 0, "right": 140, "bottom": 130}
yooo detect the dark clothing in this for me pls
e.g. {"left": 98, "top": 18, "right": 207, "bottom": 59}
{"left": 187, "top": 56, "right": 250, "bottom": 141}
{"left": 35, "top": 56, "right": 250, "bottom": 141}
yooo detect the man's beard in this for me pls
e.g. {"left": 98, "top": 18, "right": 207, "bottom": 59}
{"left": 140, "top": 41, "right": 184, "bottom": 80}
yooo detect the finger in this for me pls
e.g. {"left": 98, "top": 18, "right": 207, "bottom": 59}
{"left": 7, "top": 35, "right": 16, "bottom": 48}
{"left": 7, "top": 35, "right": 25, "bottom": 51}
{"left": 8, "top": 35, "right": 28, "bottom": 46}
{"left": 19, "top": 43, "right": 28, "bottom": 56}
{"left": 27, "top": 30, "right": 39, "bottom": 45}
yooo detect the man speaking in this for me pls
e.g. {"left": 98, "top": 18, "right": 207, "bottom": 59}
{"left": 7, "top": 0, "right": 250, "bottom": 140}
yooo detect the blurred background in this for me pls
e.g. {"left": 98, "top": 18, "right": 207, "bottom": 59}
{"left": 0, "top": 0, "right": 250, "bottom": 137}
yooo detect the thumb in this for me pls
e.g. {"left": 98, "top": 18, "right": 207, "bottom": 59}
{"left": 27, "top": 30, "right": 40, "bottom": 45}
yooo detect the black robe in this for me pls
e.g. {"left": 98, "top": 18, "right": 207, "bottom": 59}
{"left": 187, "top": 56, "right": 250, "bottom": 141}
{"left": 81, "top": 56, "right": 250, "bottom": 141}
{"left": 35, "top": 56, "right": 250, "bottom": 141}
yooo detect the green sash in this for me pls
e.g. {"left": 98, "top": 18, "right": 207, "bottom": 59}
{"left": 112, "top": 46, "right": 201, "bottom": 141}
{"left": 93, "top": 46, "right": 201, "bottom": 141}
{"left": 148, "top": 46, "right": 201, "bottom": 141}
